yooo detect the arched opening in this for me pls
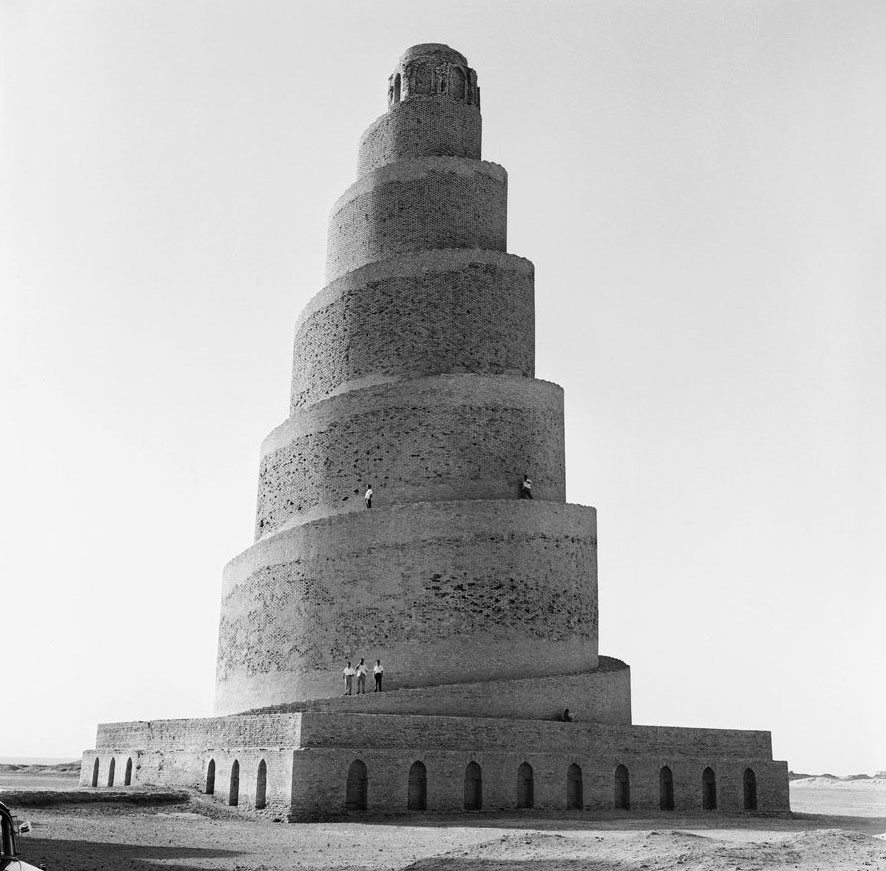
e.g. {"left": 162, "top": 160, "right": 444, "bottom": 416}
{"left": 407, "top": 761, "right": 427, "bottom": 811}
{"left": 346, "top": 760, "right": 368, "bottom": 811}
{"left": 393, "top": 74, "right": 401, "bottom": 104}
{"left": 91, "top": 758, "right": 99, "bottom": 787}
{"left": 228, "top": 759, "right": 240, "bottom": 806}
{"left": 255, "top": 760, "right": 267, "bottom": 810}
{"left": 107, "top": 757, "right": 116, "bottom": 787}
{"left": 659, "top": 766, "right": 675, "bottom": 810}
{"left": 516, "top": 762, "right": 534, "bottom": 809}
{"left": 205, "top": 759, "right": 216, "bottom": 795}
{"left": 702, "top": 767, "right": 717, "bottom": 810}
{"left": 743, "top": 768, "right": 758, "bottom": 811}
{"left": 124, "top": 757, "right": 133, "bottom": 786}
{"left": 464, "top": 761, "right": 482, "bottom": 811}
{"left": 452, "top": 66, "right": 466, "bottom": 100}
{"left": 614, "top": 764, "right": 630, "bottom": 810}
{"left": 566, "top": 763, "right": 583, "bottom": 810}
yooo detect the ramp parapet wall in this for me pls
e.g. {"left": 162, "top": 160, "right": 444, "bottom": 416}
{"left": 217, "top": 499, "right": 598, "bottom": 714}
{"left": 325, "top": 158, "right": 506, "bottom": 282}
{"left": 258, "top": 374, "right": 564, "bottom": 536}
{"left": 290, "top": 250, "right": 534, "bottom": 410}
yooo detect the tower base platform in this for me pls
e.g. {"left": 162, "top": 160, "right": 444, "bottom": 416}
{"left": 80, "top": 673, "right": 789, "bottom": 820}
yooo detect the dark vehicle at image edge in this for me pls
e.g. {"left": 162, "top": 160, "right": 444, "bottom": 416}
{"left": 0, "top": 801, "right": 43, "bottom": 870}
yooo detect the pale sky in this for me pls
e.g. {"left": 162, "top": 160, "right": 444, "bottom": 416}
{"left": 2, "top": 1, "right": 884, "bottom": 775}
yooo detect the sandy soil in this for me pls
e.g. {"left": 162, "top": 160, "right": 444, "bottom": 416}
{"left": 3, "top": 773, "right": 885, "bottom": 871}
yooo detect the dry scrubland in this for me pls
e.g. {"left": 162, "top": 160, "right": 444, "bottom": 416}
{"left": 1, "top": 768, "right": 884, "bottom": 870}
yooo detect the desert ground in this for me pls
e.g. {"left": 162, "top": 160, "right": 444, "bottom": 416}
{"left": 2, "top": 767, "right": 884, "bottom": 871}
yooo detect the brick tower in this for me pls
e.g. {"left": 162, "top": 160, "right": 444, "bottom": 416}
{"left": 214, "top": 42, "right": 604, "bottom": 716}
{"left": 82, "top": 46, "right": 790, "bottom": 819}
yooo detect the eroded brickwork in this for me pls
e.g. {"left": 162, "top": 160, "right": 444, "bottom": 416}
{"left": 325, "top": 158, "right": 507, "bottom": 282}
{"left": 217, "top": 501, "right": 598, "bottom": 713}
{"left": 258, "top": 376, "right": 564, "bottom": 535}
{"left": 290, "top": 251, "right": 534, "bottom": 410}
{"left": 358, "top": 98, "right": 481, "bottom": 177}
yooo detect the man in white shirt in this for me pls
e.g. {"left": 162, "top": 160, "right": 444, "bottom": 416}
{"left": 355, "top": 658, "right": 368, "bottom": 694}
{"left": 342, "top": 661, "right": 355, "bottom": 695}
{"left": 373, "top": 659, "right": 384, "bottom": 692}
{"left": 364, "top": 485, "right": 373, "bottom": 508}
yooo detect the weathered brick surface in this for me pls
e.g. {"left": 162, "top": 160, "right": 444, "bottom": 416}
{"left": 290, "top": 251, "right": 534, "bottom": 410}
{"left": 217, "top": 500, "right": 598, "bottom": 714}
{"left": 244, "top": 657, "right": 632, "bottom": 725}
{"left": 290, "top": 750, "right": 788, "bottom": 817}
{"left": 86, "top": 709, "right": 788, "bottom": 816}
{"left": 325, "top": 157, "right": 507, "bottom": 282}
{"left": 358, "top": 98, "right": 481, "bottom": 177}
{"left": 258, "top": 375, "right": 564, "bottom": 536}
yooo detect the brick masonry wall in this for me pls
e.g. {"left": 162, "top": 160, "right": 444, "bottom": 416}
{"left": 325, "top": 157, "right": 507, "bottom": 282}
{"left": 358, "top": 97, "right": 481, "bottom": 177}
{"left": 216, "top": 500, "right": 598, "bottom": 714}
{"left": 80, "top": 748, "right": 294, "bottom": 819}
{"left": 289, "top": 250, "right": 535, "bottom": 410}
{"left": 83, "top": 709, "right": 788, "bottom": 816}
{"left": 291, "top": 748, "right": 789, "bottom": 818}
{"left": 246, "top": 657, "right": 632, "bottom": 725}
{"left": 92, "top": 713, "right": 302, "bottom": 750}
{"left": 258, "top": 375, "right": 564, "bottom": 536}
{"left": 295, "top": 713, "right": 773, "bottom": 756}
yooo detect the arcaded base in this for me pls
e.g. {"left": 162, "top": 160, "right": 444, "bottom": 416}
{"left": 81, "top": 705, "right": 789, "bottom": 819}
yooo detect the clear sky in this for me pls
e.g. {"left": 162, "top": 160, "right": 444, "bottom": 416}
{"left": 2, "top": 0, "right": 883, "bottom": 775}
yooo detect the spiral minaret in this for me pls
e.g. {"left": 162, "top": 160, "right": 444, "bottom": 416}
{"left": 214, "top": 44, "right": 600, "bottom": 714}
{"left": 84, "top": 45, "right": 790, "bottom": 819}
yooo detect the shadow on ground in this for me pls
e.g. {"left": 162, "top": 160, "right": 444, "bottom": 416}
{"left": 20, "top": 836, "right": 243, "bottom": 871}
{"left": 342, "top": 809, "right": 886, "bottom": 836}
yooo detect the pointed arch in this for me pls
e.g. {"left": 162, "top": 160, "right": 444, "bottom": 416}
{"left": 407, "top": 761, "right": 427, "bottom": 811}
{"left": 228, "top": 759, "right": 240, "bottom": 806}
{"left": 107, "top": 757, "right": 115, "bottom": 787}
{"left": 255, "top": 760, "right": 267, "bottom": 810}
{"left": 659, "top": 766, "right": 674, "bottom": 810}
{"left": 205, "top": 759, "right": 216, "bottom": 794}
{"left": 567, "top": 763, "right": 583, "bottom": 810}
{"left": 743, "top": 768, "right": 757, "bottom": 811}
{"left": 124, "top": 757, "right": 133, "bottom": 786}
{"left": 516, "top": 762, "right": 534, "bottom": 809}
{"left": 614, "top": 764, "right": 630, "bottom": 810}
{"left": 464, "top": 761, "right": 482, "bottom": 811}
{"left": 702, "top": 766, "right": 717, "bottom": 810}
{"left": 452, "top": 66, "right": 466, "bottom": 100}
{"left": 91, "top": 757, "right": 99, "bottom": 787}
{"left": 346, "top": 760, "right": 368, "bottom": 811}
{"left": 393, "top": 73, "right": 401, "bottom": 105}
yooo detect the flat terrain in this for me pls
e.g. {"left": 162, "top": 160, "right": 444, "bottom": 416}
{"left": 2, "top": 770, "right": 884, "bottom": 870}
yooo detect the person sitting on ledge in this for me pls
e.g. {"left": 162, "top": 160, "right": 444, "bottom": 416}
{"left": 520, "top": 474, "right": 533, "bottom": 499}
{"left": 561, "top": 708, "right": 575, "bottom": 722}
